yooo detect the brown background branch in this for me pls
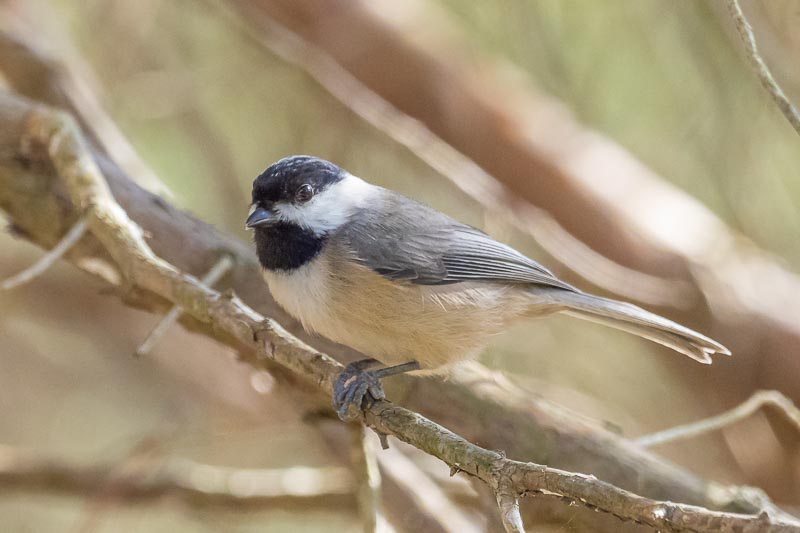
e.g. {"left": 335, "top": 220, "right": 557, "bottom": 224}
{"left": 0, "top": 446, "right": 355, "bottom": 512}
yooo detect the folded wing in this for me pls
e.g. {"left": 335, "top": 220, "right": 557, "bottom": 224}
{"left": 337, "top": 190, "right": 576, "bottom": 291}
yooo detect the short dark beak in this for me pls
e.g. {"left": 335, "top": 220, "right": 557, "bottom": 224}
{"left": 245, "top": 206, "right": 276, "bottom": 229}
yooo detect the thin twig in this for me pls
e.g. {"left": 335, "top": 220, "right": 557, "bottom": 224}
{"left": 1, "top": 217, "right": 87, "bottom": 290}
{"left": 376, "top": 447, "right": 482, "bottom": 533}
{"left": 636, "top": 390, "right": 800, "bottom": 448}
{"left": 350, "top": 424, "right": 382, "bottom": 533}
{"left": 496, "top": 490, "right": 525, "bottom": 533}
{"left": 727, "top": 0, "right": 800, "bottom": 135}
{"left": 16, "top": 96, "right": 796, "bottom": 533}
{"left": 135, "top": 254, "right": 233, "bottom": 357}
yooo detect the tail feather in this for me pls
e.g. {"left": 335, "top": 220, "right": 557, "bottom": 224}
{"left": 554, "top": 292, "right": 730, "bottom": 364}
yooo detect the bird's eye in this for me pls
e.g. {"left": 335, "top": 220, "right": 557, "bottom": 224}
{"left": 295, "top": 184, "right": 313, "bottom": 203}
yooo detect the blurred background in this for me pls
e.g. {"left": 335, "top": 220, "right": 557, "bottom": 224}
{"left": 1, "top": 0, "right": 799, "bottom": 531}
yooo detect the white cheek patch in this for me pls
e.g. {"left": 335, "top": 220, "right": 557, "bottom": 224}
{"left": 275, "top": 173, "right": 373, "bottom": 234}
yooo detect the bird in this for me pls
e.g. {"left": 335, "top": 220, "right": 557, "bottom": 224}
{"left": 246, "top": 155, "right": 730, "bottom": 420}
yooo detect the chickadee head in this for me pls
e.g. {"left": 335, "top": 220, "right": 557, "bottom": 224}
{"left": 246, "top": 155, "right": 372, "bottom": 236}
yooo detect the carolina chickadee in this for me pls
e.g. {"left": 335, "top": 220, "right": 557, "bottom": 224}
{"left": 246, "top": 155, "right": 730, "bottom": 420}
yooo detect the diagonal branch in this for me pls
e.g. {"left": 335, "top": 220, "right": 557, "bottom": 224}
{"left": 3, "top": 92, "right": 798, "bottom": 532}
{"left": 0, "top": 27, "right": 168, "bottom": 194}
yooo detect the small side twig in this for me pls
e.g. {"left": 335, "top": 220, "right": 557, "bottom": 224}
{"left": 135, "top": 254, "right": 233, "bottom": 357}
{"left": 1, "top": 217, "right": 87, "bottom": 290}
{"left": 727, "top": 0, "right": 800, "bottom": 136}
{"left": 636, "top": 390, "right": 800, "bottom": 448}
{"left": 350, "top": 424, "right": 382, "bottom": 533}
{"left": 376, "top": 447, "right": 482, "bottom": 533}
{"left": 496, "top": 490, "right": 525, "bottom": 533}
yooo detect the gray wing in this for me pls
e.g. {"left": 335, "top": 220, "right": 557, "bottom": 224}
{"left": 336, "top": 191, "right": 577, "bottom": 291}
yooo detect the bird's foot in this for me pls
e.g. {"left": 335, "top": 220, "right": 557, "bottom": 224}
{"left": 333, "top": 358, "right": 420, "bottom": 421}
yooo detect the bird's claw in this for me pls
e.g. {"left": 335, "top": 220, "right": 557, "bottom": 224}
{"left": 333, "top": 359, "right": 385, "bottom": 421}
{"left": 333, "top": 359, "right": 420, "bottom": 421}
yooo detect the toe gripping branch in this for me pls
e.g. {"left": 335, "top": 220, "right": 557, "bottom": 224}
{"left": 333, "top": 358, "right": 420, "bottom": 422}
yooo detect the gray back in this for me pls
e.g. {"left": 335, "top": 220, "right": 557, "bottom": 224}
{"left": 334, "top": 188, "right": 578, "bottom": 291}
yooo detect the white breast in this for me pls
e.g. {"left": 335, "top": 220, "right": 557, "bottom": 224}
{"left": 262, "top": 255, "right": 333, "bottom": 335}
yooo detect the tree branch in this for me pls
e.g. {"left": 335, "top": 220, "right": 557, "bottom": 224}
{"left": 727, "top": 0, "right": 800, "bottom": 135}
{"left": 636, "top": 390, "right": 800, "bottom": 448}
{"left": 135, "top": 254, "right": 234, "bottom": 357}
{"left": 496, "top": 490, "right": 525, "bottom": 533}
{"left": 1, "top": 215, "right": 87, "bottom": 289}
{"left": 1, "top": 91, "right": 797, "bottom": 532}
{"left": 350, "top": 424, "right": 382, "bottom": 533}
{"left": 0, "top": 26, "right": 168, "bottom": 194}
{"left": 373, "top": 444, "right": 482, "bottom": 533}
{"left": 0, "top": 445, "right": 355, "bottom": 511}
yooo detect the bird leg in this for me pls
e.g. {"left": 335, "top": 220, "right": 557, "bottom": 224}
{"left": 333, "top": 358, "right": 420, "bottom": 421}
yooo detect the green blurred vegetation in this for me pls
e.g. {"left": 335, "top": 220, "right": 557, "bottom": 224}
{"left": 437, "top": 0, "right": 800, "bottom": 269}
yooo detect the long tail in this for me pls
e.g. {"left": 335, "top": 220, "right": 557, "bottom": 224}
{"left": 551, "top": 291, "right": 730, "bottom": 363}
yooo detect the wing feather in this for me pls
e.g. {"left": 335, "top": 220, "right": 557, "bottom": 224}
{"left": 335, "top": 190, "right": 577, "bottom": 292}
